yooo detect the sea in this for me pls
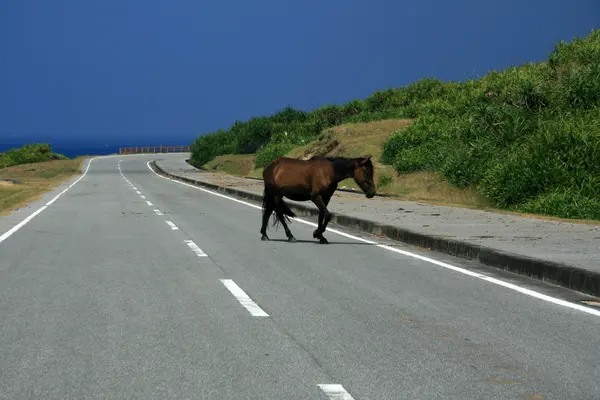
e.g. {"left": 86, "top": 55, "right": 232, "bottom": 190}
{"left": 0, "top": 137, "right": 194, "bottom": 159}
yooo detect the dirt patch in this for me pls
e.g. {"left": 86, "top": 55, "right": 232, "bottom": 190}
{"left": 204, "top": 154, "right": 256, "bottom": 176}
{"left": 0, "top": 158, "right": 85, "bottom": 216}
{"left": 287, "top": 118, "right": 413, "bottom": 161}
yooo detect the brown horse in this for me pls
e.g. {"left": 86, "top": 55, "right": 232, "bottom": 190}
{"left": 260, "top": 155, "right": 376, "bottom": 244}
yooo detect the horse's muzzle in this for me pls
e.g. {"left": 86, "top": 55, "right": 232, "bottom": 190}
{"left": 366, "top": 191, "right": 375, "bottom": 199}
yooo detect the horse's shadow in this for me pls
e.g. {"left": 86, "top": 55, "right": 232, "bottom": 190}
{"left": 267, "top": 238, "right": 375, "bottom": 246}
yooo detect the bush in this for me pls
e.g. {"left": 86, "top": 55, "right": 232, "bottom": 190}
{"left": 254, "top": 142, "right": 296, "bottom": 168}
{"left": 519, "top": 189, "right": 600, "bottom": 220}
{"left": 479, "top": 109, "right": 600, "bottom": 208}
{"left": 379, "top": 28, "right": 600, "bottom": 219}
{"left": 0, "top": 143, "right": 68, "bottom": 169}
{"left": 188, "top": 129, "right": 236, "bottom": 167}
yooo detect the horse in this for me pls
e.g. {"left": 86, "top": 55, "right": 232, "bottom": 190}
{"left": 260, "top": 155, "right": 376, "bottom": 244}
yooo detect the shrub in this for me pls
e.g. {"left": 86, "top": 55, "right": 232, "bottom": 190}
{"left": 479, "top": 109, "right": 600, "bottom": 209}
{"left": 519, "top": 189, "right": 600, "bottom": 220}
{"left": 0, "top": 143, "right": 68, "bottom": 169}
{"left": 254, "top": 142, "right": 296, "bottom": 168}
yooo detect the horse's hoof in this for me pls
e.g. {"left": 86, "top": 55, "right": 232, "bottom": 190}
{"left": 312, "top": 229, "right": 320, "bottom": 239}
{"left": 319, "top": 237, "right": 329, "bottom": 244}
{"left": 287, "top": 236, "right": 297, "bottom": 242}
{"left": 261, "top": 235, "right": 269, "bottom": 241}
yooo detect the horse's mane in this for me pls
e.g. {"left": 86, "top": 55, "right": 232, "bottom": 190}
{"left": 310, "top": 155, "right": 373, "bottom": 178}
{"left": 311, "top": 155, "right": 373, "bottom": 167}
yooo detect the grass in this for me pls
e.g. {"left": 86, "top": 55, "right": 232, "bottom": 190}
{"left": 199, "top": 119, "right": 491, "bottom": 208}
{"left": 0, "top": 144, "right": 87, "bottom": 216}
{"left": 204, "top": 154, "right": 257, "bottom": 176}
{"left": 190, "top": 29, "right": 600, "bottom": 221}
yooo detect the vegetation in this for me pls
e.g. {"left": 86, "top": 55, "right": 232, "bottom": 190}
{"left": 190, "top": 29, "right": 600, "bottom": 220}
{"left": 0, "top": 143, "right": 69, "bottom": 169}
{"left": 0, "top": 144, "right": 85, "bottom": 215}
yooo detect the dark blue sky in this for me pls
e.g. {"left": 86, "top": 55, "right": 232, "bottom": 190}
{"left": 1, "top": 0, "right": 599, "bottom": 146}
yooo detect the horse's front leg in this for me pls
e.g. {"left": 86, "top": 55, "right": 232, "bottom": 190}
{"left": 311, "top": 194, "right": 331, "bottom": 244}
{"left": 313, "top": 209, "right": 324, "bottom": 239}
{"left": 260, "top": 192, "right": 275, "bottom": 241}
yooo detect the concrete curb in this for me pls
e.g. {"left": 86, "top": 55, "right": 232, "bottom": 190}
{"left": 151, "top": 160, "right": 600, "bottom": 297}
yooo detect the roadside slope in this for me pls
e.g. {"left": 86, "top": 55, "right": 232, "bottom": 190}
{"left": 190, "top": 28, "right": 600, "bottom": 222}
{"left": 0, "top": 157, "right": 87, "bottom": 216}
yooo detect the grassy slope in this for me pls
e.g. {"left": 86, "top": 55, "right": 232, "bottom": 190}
{"left": 204, "top": 119, "right": 490, "bottom": 209}
{"left": 0, "top": 144, "right": 87, "bottom": 216}
{"left": 190, "top": 29, "right": 600, "bottom": 221}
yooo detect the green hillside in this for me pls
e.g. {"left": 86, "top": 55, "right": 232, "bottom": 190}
{"left": 190, "top": 29, "right": 600, "bottom": 221}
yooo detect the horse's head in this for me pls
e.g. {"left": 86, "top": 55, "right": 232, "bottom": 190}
{"left": 352, "top": 156, "right": 376, "bottom": 198}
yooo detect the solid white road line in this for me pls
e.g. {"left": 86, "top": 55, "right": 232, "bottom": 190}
{"left": 146, "top": 160, "right": 600, "bottom": 318}
{"left": 0, "top": 158, "right": 94, "bottom": 245}
{"left": 219, "top": 279, "right": 269, "bottom": 317}
{"left": 318, "top": 384, "right": 355, "bottom": 400}
{"left": 184, "top": 239, "right": 207, "bottom": 257}
{"left": 166, "top": 221, "right": 179, "bottom": 230}
{"left": 154, "top": 209, "right": 164, "bottom": 216}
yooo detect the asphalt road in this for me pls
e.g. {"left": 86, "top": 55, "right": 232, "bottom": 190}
{"left": 1, "top": 154, "right": 599, "bottom": 400}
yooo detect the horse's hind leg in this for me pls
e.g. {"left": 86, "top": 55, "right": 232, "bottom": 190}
{"left": 311, "top": 194, "right": 331, "bottom": 244}
{"left": 260, "top": 193, "right": 275, "bottom": 241}
{"left": 275, "top": 195, "right": 296, "bottom": 242}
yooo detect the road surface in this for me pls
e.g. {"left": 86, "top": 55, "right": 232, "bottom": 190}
{"left": 1, "top": 154, "right": 599, "bottom": 400}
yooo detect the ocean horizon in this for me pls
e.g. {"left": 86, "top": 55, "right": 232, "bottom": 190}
{"left": 0, "top": 138, "right": 194, "bottom": 159}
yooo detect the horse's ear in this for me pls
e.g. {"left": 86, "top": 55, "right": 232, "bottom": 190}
{"left": 360, "top": 155, "right": 372, "bottom": 165}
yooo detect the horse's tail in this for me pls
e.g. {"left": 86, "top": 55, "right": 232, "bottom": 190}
{"left": 261, "top": 186, "right": 270, "bottom": 214}
{"left": 272, "top": 197, "right": 296, "bottom": 229}
{"left": 261, "top": 160, "right": 295, "bottom": 230}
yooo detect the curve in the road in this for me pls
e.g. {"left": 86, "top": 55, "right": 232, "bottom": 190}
{"left": 2, "top": 154, "right": 600, "bottom": 320}
{"left": 2, "top": 153, "right": 599, "bottom": 399}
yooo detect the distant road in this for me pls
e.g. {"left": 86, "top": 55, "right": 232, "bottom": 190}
{"left": 1, "top": 154, "right": 599, "bottom": 399}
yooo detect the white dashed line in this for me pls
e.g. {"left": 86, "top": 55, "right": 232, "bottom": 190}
{"left": 154, "top": 209, "right": 163, "bottom": 216}
{"left": 136, "top": 190, "right": 141, "bottom": 194}
{"left": 146, "top": 160, "right": 600, "bottom": 318}
{"left": 184, "top": 239, "right": 207, "bottom": 257}
{"left": 146, "top": 201, "right": 153, "bottom": 206}
{"left": 165, "top": 221, "right": 179, "bottom": 230}
{"left": 219, "top": 279, "right": 269, "bottom": 317}
{"left": 141, "top": 195, "right": 146, "bottom": 199}
{"left": 318, "top": 384, "right": 355, "bottom": 400}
